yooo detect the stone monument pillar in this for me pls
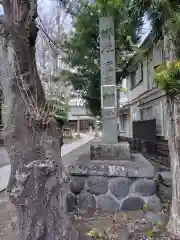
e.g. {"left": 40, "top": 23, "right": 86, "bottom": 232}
{"left": 99, "top": 16, "right": 117, "bottom": 144}
{"left": 89, "top": 17, "right": 130, "bottom": 161}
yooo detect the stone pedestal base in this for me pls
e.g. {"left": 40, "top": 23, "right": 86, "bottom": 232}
{"left": 66, "top": 160, "right": 162, "bottom": 214}
{"left": 90, "top": 141, "right": 130, "bottom": 160}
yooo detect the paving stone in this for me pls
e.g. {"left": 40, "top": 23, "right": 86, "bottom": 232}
{"left": 77, "top": 191, "right": 96, "bottom": 214}
{"left": 133, "top": 179, "right": 156, "bottom": 196}
{"left": 127, "top": 167, "right": 155, "bottom": 178}
{"left": 68, "top": 164, "right": 109, "bottom": 177}
{"left": 88, "top": 164, "right": 109, "bottom": 176}
{"left": 97, "top": 195, "right": 120, "bottom": 213}
{"left": 109, "top": 177, "right": 132, "bottom": 199}
{"left": 121, "top": 196, "right": 145, "bottom": 211}
{"left": 108, "top": 165, "right": 128, "bottom": 177}
{"left": 68, "top": 164, "right": 90, "bottom": 176}
{"left": 66, "top": 192, "right": 77, "bottom": 213}
{"left": 70, "top": 176, "right": 85, "bottom": 194}
{"left": 68, "top": 163, "right": 155, "bottom": 178}
{"left": 86, "top": 176, "right": 108, "bottom": 195}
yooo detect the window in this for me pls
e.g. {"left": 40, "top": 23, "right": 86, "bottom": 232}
{"left": 153, "top": 44, "right": 164, "bottom": 67}
{"left": 140, "top": 107, "right": 153, "bottom": 121}
{"left": 130, "top": 72, "right": 136, "bottom": 88}
{"left": 130, "top": 61, "right": 143, "bottom": 88}
{"left": 120, "top": 115, "right": 126, "bottom": 132}
{"left": 132, "top": 112, "right": 137, "bottom": 121}
{"left": 154, "top": 102, "right": 163, "bottom": 136}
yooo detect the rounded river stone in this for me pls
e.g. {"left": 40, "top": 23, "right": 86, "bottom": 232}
{"left": 77, "top": 191, "right": 96, "bottom": 214}
{"left": 87, "top": 176, "right": 108, "bottom": 195}
{"left": 97, "top": 195, "right": 120, "bottom": 213}
{"left": 121, "top": 196, "right": 145, "bottom": 211}
{"left": 110, "top": 177, "right": 132, "bottom": 199}
{"left": 70, "top": 176, "right": 85, "bottom": 194}
{"left": 134, "top": 179, "right": 156, "bottom": 196}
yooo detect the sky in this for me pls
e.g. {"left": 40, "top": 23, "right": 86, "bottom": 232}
{"left": 0, "top": 1, "right": 150, "bottom": 39}
{"left": 0, "top": 5, "right": 3, "bottom": 15}
{"left": 0, "top": 1, "right": 150, "bottom": 67}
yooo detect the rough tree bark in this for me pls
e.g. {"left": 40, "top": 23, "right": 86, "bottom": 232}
{"left": 1, "top": 1, "right": 79, "bottom": 240}
{"left": 167, "top": 97, "right": 180, "bottom": 236}
{"left": 162, "top": 31, "right": 180, "bottom": 236}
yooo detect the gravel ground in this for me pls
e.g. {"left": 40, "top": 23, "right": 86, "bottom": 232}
{"left": 0, "top": 188, "right": 178, "bottom": 240}
{"left": 72, "top": 210, "right": 180, "bottom": 240}
{"left": 0, "top": 196, "right": 175, "bottom": 240}
{"left": 62, "top": 141, "right": 92, "bottom": 166}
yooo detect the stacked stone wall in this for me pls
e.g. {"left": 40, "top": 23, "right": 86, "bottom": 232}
{"left": 66, "top": 164, "right": 163, "bottom": 214}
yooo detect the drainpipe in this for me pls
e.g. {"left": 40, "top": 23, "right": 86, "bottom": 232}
{"left": 147, "top": 54, "right": 150, "bottom": 91}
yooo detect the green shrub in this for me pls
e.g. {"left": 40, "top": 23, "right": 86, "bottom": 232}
{"left": 155, "top": 60, "right": 180, "bottom": 97}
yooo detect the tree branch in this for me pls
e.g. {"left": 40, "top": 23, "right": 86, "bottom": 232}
{"left": 26, "top": 0, "right": 38, "bottom": 27}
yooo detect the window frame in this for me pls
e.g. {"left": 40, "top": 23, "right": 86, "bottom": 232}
{"left": 140, "top": 106, "right": 153, "bottom": 121}
{"left": 120, "top": 115, "right": 126, "bottom": 132}
{"left": 130, "top": 61, "right": 143, "bottom": 89}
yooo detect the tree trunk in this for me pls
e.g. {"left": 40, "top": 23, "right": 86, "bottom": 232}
{"left": 1, "top": 1, "right": 79, "bottom": 240}
{"left": 166, "top": 97, "right": 180, "bottom": 236}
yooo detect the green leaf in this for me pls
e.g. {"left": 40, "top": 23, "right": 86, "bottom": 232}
{"left": 146, "top": 229, "right": 154, "bottom": 238}
{"left": 64, "top": 0, "right": 138, "bottom": 116}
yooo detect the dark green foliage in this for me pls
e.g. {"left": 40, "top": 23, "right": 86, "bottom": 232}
{"left": 46, "top": 100, "right": 69, "bottom": 127}
{"left": 125, "top": 0, "right": 180, "bottom": 99}
{"left": 125, "top": 0, "right": 180, "bottom": 48}
{"left": 155, "top": 61, "right": 180, "bottom": 97}
{"left": 63, "top": 0, "right": 140, "bottom": 116}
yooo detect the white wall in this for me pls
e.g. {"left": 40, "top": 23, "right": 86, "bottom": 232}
{"left": 129, "top": 104, "right": 141, "bottom": 138}
{"left": 153, "top": 42, "right": 164, "bottom": 66}
{"left": 118, "top": 114, "right": 130, "bottom": 138}
{"left": 147, "top": 50, "right": 156, "bottom": 90}
{"left": 127, "top": 95, "right": 168, "bottom": 139}
{"left": 127, "top": 58, "right": 149, "bottom": 102}
{"left": 161, "top": 97, "right": 168, "bottom": 140}
{"left": 139, "top": 98, "right": 166, "bottom": 137}
{"left": 122, "top": 36, "right": 173, "bottom": 140}
{"left": 128, "top": 40, "right": 167, "bottom": 103}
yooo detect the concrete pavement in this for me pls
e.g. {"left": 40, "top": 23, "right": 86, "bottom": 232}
{"left": 0, "top": 165, "right": 11, "bottom": 192}
{"left": 61, "top": 134, "right": 94, "bottom": 157}
{"left": 0, "top": 134, "right": 94, "bottom": 192}
{"left": 0, "top": 147, "right": 10, "bottom": 167}
{"left": 0, "top": 147, "right": 11, "bottom": 192}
